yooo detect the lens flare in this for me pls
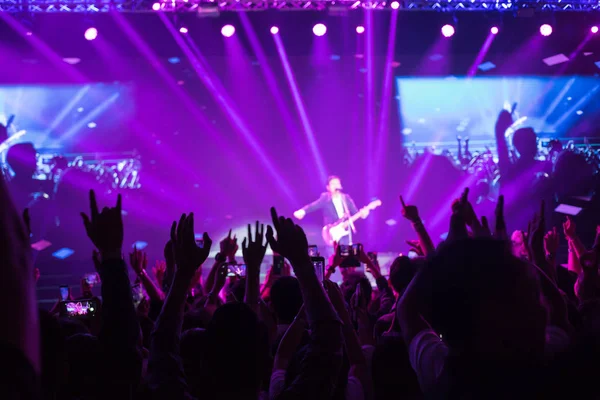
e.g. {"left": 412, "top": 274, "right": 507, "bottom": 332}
{"left": 441, "top": 24, "right": 455, "bottom": 38}
{"left": 221, "top": 25, "right": 235, "bottom": 37}
{"left": 84, "top": 27, "right": 98, "bottom": 41}
{"left": 592, "top": 26, "right": 599, "bottom": 34}
{"left": 313, "top": 23, "right": 327, "bottom": 37}
{"left": 356, "top": 26, "right": 365, "bottom": 34}
{"left": 540, "top": 24, "right": 553, "bottom": 37}
{"left": 179, "top": 27, "right": 188, "bottom": 34}
{"left": 270, "top": 26, "right": 279, "bottom": 35}
{"left": 491, "top": 26, "right": 499, "bottom": 35}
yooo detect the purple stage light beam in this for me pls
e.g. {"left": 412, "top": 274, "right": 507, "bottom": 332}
{"left": 110, "top": 11, "right": 242, "bottom": 189}
{"left": 373, "top": 8, "right": 399, "bottom": 204}
{"left": 467, "top": 29, "right": 498, "bottom": 77}
{"left": 273, "top": 34, "right": 328, "bottom": 183}
{"left": 270, "top": 26, "right": 279, "bottom": 35}
{"left": 592, "top": 26, "right": 599, "bottom": 34}
{"left": 0, "top": 13, "right": 87, "bottom": 82}
{"left": 365, "top": 9, "right": 375, "bottom": 189}
{"left": 159, "top": 13, "right": 298, "bottom": 202}
{"left": 239, "top": 13, "right": 315, "bottom": 183}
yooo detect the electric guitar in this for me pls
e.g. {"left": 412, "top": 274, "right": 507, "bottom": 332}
{"left": 321, "top": 199, "right": 382, "bottom": 246}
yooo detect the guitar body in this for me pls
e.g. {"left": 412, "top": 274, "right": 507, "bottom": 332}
{"left": 322, "top": 222, "right": 349, "bottom": 246}
{"left": 321, "top": 199, "right": 382, "bottom": 246}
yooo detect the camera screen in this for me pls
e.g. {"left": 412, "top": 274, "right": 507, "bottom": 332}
{"left": 62, "top": 300, "right": 98, "bottom": 318}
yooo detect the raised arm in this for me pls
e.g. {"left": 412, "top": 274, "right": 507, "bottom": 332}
{"left": 243, "top": 221, "right": 268, "bottom": 311}
{"left": 400, "top": 196, "right": 435, "bottom": 256}
{"left": 0, "top": 164, "right": 40, "bottom": 377}
{"left": 147, "top": 214, "right": 212, "bottom": 399}
{"left": 130, "top": 247, "right": 165, "bottom": 301}
{"left": 495, "top": 110, "right": 513, "bottom": 178}
{"left": 294, "top": 193, "right": 327, "bottom": 220}
{"left": 80, "top": 190, "right": 142, "bottom": 394}
{"left": 267, "top": 207, "right": 343, "bottom": 399}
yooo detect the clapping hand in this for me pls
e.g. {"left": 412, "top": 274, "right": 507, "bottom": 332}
{"left": 81, "top": 190, "right": 123, "bottom": 259}
{"left": 266, "top": 207, "right": 310, "bottom": 268}
{"left": 242, "top": 221, "right": 267, "bottom": 275}
{"left": 170, "top": 213, "right": 212, "bottom": 278}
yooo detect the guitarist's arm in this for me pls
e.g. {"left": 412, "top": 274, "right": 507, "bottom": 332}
{"left": 346, "top": 195, "right": 366, "bottom": 219}
{"left": 294, "top": 193, "right": 327, "bottom": 220}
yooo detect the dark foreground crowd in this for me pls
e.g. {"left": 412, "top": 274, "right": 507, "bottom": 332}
{"left": 3, "top": 156, "right": 600, "bottom": 400}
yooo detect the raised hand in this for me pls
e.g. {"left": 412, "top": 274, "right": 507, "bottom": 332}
{"left": 495, "top": 109, "right": 513, "bottom": 134}
{"left": 563, "top": 216, "right": 577, "bottom": 240}
{"left": 220, "top": 229, "right": 239, "bottom": 261}
{"left": 170, "top": 213, "right": 212, "bottom": 277}
{"left": 266, "top": 207, "right": 310, "bottom": 267}
{"left": 400, "top": 196, "right": 421, "bottom": 223}
{"left": 544, "top": 227, "right": 560, "bottom": 256}
{"left": 494, "top": 195, "right": 507, "bottom": 240}
{"left": 129, "top": 247, "right": 148, "bottom": 275}
{"left": 406, "top": 240, "right": 424, "bottom": 256}
{"left": 330, "top": 241, "right": 346, "bottom": 267}
{"left": 152, "top": 260, "right": 167, "bottom": 288}
{"left": 80, "top": 190, "right": 123, "bottom": 258}
{"left": 242, "top": 221, "right": 267, "bottom": 271}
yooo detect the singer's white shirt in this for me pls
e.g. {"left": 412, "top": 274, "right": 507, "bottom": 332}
{"left": 332, "top": 195, "right": 345, "bottom": 219}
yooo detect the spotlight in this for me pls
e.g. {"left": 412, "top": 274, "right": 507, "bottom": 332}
{"left": 441, "top": 24, "right": 455, "bottom": 38}
{"left": 390, "top": 1, "right": 400, "bottom": 9}
{"left": 179, "top": 27, "right": 188, "bottom": 34}
{"left": 270, "top": 26, "right": 279, "bottom": 35}
{"left": 540, "top": 24, "right": 553, "bottom": 37}
{"left": 313, "top": 23, "right": 327, "bottom": 37}
{"left": 356, "top": 25, "right": 365, "bottom": 34}
{"left": 221, "top": 24, "right": 235, "bottom": 37}
{"left": 152, "top": 2, "right": 160, "bottom": 10}
{"left": 491, "top": 26, "right": 499, "bottom": 35}
{"left": 592, "top": 26, "right": 599, "bottom": 34}
{"left": 84, "top": 27, "right": 98, "bottom": 41}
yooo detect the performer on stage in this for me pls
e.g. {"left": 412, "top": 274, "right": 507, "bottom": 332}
{"left": 293, "top": 175, "right": 369, "bottom": 245}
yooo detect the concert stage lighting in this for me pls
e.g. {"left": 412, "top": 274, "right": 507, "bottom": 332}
{"left": 491, "top": 26, "right": 499, "bottom": 34}
{"left": 356, "top": 25, "right": 365, "bottom": 34}
{"left": 152, "top": 2, "right": 160, "bottom": 10}
{"left": 313, "top": 23, "right": 327, "bottom": 36}
{"left": 540, "top": 24, "right": 553, "bottom": 36}
{"left": 390, "top": 1, "right": 400, "bottom": 9}
{"left": 84, "top": 27, "right": 98, "bottom": 41}
{"left": 592, "top": 26, "right": 599, "bottom": 34}
{"left": 221, "top": 24, "right": 235, "bottom": 37}
{"left": 179, "top": 26, "right": 188, "bottom": 34}
{"left": 441, "top": 24, "right": 455, "bottom": 38}
{"left": 270, "top": 26, "right": 279, "bottom": 34}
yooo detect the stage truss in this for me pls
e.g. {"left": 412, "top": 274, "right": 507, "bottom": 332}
{"left": 0, "top": 0, "right": 598, "bottom": 12}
